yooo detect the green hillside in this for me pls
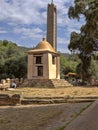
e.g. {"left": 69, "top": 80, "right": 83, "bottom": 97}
{"left": 0, "top": 40, "right": 30, "bottom": 80}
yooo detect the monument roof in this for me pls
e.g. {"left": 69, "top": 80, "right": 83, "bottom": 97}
{"left": 35, "top": 38, "right": 55, "bottom": 51}
{"left": 28, "top": 38, "right": 56, "bottom": 53}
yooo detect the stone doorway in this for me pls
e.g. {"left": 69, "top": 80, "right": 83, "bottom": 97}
{"left": 38, "top": 66, "right": 43, "bottom": 76}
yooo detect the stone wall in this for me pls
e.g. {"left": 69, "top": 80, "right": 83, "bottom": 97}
{"left": 0, "top": 94, "right": 21, "bottom": 106}
{"left": 0, "top": 78, "right": 28, "bottom": 90}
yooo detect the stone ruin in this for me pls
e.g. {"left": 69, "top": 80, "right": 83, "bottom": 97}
{"left": 0, "top": 94, "right": 21, "bottom": 106}
{"left": 0, "top": 78, "right": 10, "bottom": 90}
{"left": 0, "top": 78, "right": 28, "bottom": 90}
{"left": 0, "top": 77, "right": 73, "bottom": 89}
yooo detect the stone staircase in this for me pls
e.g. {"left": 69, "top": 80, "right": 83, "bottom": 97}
{"left": 51, "top": 79, "right": 73, "bottom": 87}
{"left": 19, "top": 79, "right": 73, "bottom": 88}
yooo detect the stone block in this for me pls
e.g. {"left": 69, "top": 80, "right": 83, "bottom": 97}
{"left": 0, "top": 94, "right": 11, "bottom": 105}
{"left": 0, "top": 94, "right": 21, "bottom": 106}
{"left": 11, "top": 94, "right": 21, "bottom": 105}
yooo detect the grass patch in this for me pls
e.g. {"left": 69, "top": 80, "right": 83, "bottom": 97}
{"left": 1, "top": 87, "right": 98, "bottom": 98}
{"left": 55, "top": 126, "right": 65, "bottom": 130}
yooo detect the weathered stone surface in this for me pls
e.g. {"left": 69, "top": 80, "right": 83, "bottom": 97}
{"left": 21, "top": 97, "right": 95, "bottom": 105}
{"left": 0, "top": 94, "right": 11, "bottom": 105}
{"left": 0, "top": 94, "right": 21, "bottom": 106}
{"left": 27, "top": 79, "right": 73, "bottom": 88}
{"left": 0, "top": 79, "right": 11, "bottom": 90}
{"left": 11, "top": 94, "right": 21, "bottom": 105}
{"left": 21, "top": 99, "right": 54, "bottom": 105}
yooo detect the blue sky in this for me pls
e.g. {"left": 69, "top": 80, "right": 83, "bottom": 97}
{"left": 0, "top": 0, "right": 85, "bottom": 52}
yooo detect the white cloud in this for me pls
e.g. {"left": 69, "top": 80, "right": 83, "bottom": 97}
{"left": 0, "top": 0, "right": 48, "bottom": 24}
{"left": 13, "top": 27, "right": 45, "bottom": 39}
{"left": 0, "top": 0, "right": 85, "bottom": 52}
{"left": 0, "top": 28, "right": 7, "bottom": 34}
{"left": 0, "top": 0, "right": 74, "bottom": 25}
{"left": 58, "top": 37, "right": 69, "bottom": 45}
{"left": 58, "top": 47, "right": 70, "bottom": 53}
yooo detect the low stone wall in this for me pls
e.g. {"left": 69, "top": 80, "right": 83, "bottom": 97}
{"left": 0, "top": 78, "right": 28, "bottom": 89}
{"left": 0, "top": 94, "right": 97, "bottom": 106}
{"left": 0, "top": 94, "right": 21, "bottom": 106}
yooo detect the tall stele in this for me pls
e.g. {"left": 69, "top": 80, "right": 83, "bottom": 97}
{"left": 47, "top": 0, "right": 57, "bottom": 51}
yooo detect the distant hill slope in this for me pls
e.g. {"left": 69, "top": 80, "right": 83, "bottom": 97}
{"left": 0, "top": 40, "right": 31, "bottom": 80}
{"left": 0, "top": 40, "right": 31, "bottom": 59}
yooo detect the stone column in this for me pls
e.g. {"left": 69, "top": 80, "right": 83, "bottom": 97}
{"left": 28, "top": 54, "right": 33, "bottom": 79}
{"left": 56, "top": 56, "right": 60, "bottom": 79}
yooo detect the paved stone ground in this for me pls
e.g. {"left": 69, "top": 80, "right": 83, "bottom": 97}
{"left": 65, "top": 100, "right": 98, "bottom": 130}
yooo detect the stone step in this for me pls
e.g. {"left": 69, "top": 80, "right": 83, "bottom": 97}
{"left": 23, "top": 96, "right": 98, "bottom": 100}
{"left": 21, "top": 98, "right": 95, "bottom": 105}
{"left": 0, "top": 93, "right": 98, "bottom": 106}
{"left": 51, "top": 79, "right": 73, "bottom": 87}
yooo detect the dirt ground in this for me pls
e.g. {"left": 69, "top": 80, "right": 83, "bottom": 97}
{"left": 0, "top": 87, "right": 97, "bottom": 130}
{"left": 0, "top": 102, "right": 92, "bottom": 130}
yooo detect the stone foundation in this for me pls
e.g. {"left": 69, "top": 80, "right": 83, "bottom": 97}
{"left": 0, "top": 94, "right": 21, "bottom": 106}
{"left": 25, "top": 79, "right": 73, "bottom": 88}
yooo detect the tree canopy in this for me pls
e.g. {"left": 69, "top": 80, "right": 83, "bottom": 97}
{"left": 0, "top": 40, "right": 29, "bottom": 80}
{"left": 60, "top": 53, "right": 79, "bottom": 78}
{"left": 68, "top": 0, "right": 98, "bottom": 80}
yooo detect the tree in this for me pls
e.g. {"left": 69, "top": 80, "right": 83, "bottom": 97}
{"left": 0, "top": 40, "right": 29, "bottom": 80}
{"left": 3, "top": 40, "right": 8, "bottom": 46}
{"left": 68, "top": 0, "right": 98, "bottom": 81}
{"left": 60, "top": 54, "right": 78, "bottom": 78}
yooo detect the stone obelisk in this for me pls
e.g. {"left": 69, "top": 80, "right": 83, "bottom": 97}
{"left": 47, "top": 0, "right": 57, "bottom": 51}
